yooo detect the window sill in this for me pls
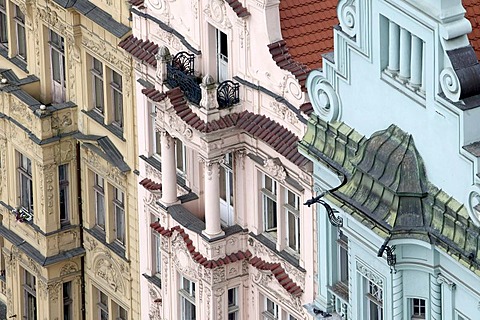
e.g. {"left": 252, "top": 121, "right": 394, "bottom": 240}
{"left": 82, "top": 109, "right": 126, "bottom": 141}
{"left": 381, "top": 71, "right": 425, "bottom": 107}
{"left": 329, "top": 282, "right": 349, "bottom": 301}
{"left": 0, "top": 47, "right": 28, "bottom": 72}
{"left": 142, "top": 273, "right": 161, "bottom": 289}
{"left": 84, "top": 227, "right": 128, "bottom": 262}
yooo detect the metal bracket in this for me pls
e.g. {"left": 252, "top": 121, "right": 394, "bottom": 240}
{"left": 304, "top": 192, "right": 343, "bottom": 228}
{"left": 377, "top": 237, "right": 396, "bottom": 273}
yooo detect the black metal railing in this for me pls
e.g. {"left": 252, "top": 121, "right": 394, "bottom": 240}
{"left": 217, "top": 80, "right": 240, "bottom": 108}
{"left": 166, "top": 52, "right": 201, "bottom": 105}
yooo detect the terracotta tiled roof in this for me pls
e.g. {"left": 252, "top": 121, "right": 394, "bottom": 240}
{"left": 225, "top": 0, "right": 250, "bottom": 18}
{"left": 299, "top": 102, "right": 314, "bottom": 116}
{"left": 249, "top": 256, "right": 303, "bottom": 297}
{"left": 278, "top": 0, "right": 338, "bottom": 70}
{"left": 150, "top": 222, "right": 252, "bottom": 268}
{"left": 139, "top": 178, "right": 162, "bottom": 191}
{"left": 119, "top": 35, "right": 158, "bottom": 67}
{"left": 142, "top": 87, "right": 167, "bottom": 102}
{"left": 268, "top": 40, "right": 310, "bottom": 90}
{"left": 143, "top": 87, "right": 309, "bottom": 166}
{"left": 129, "top": 0, "right": 145, "bottom": 9}
{"left": 465, "top": 0, "right": 480, "bottom": 60}
{"left": 150, "top": 221, "right": 303, "bottom": 295}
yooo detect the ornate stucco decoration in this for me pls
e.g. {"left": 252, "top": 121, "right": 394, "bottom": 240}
{"left": 0, "top": 138, "right": 6, "bottom": 195}
{"left": 82, "top": 147, "right": 127, "bottom": 189}
{"left": 270, "top": 101, "right": 298, "bottom": 126}
{"left": 60, "top": 262, "right": 79, "bottom": 277}
{"left": 94, "top": 255, "right": 125, "bottom": 294}
{"left": 468, "top": 185, "right": 480, "bottom": 226}
{"left": 148, "top": 283, "right": 162, "bottom": 320}
{"left": 263, "top": 158, "right": 287, "bottom": 183}
{"left": 338, "top": 0, "right": 357, "bottom": 38}
{"left": 204, "top": 0, "right": 232, "bottom": 29}
{"left": 439, "top": 67, "right": 461, "bottom": 102}
{"left": 436, "top": 273, "right": 456, "bottom": 290}
{"left": 356, "top": 259, "right": 384, "bottom": 287}
{"left": 307, "top": 70, "right": 341, "bottom": 122}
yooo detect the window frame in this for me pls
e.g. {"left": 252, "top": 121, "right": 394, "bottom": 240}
{"left": 49, "top": 29, "right": 66, "bottom": 102}
{"left": 113, "top": 187, "right": 125, "bottom": 245}
{"left": 153, "top": 233, "right": 162, "bottom": 276}
{"left": 91, "top": 57, "right": 105, "bottom": 115}
{"left": 14, "top": 4, "right": 26, "bottom": 60}
{"left": 0, "top": 0, "right": 8, "bottom": 48}
{"left": 227, "top": 287, "right": 239, "bottom": 320}
{"left": 110, "top": 69, "right": 123, "bottom": 128}
{"left": 179, "top": 276, "right": 196, "bottom": 320}
{"left": 63, "top": 281, "right": 73, "bottom": 320}
{"left": 18, "top": 152, "right": 33, "bottom": 215}
{"left": 97, "top": 289, "right": 109, "bottom": 320}
{"left": 59, "top": 164, "right": 70, "bottom": 225}
{"left": 261, "top": 174, "right": 278, "bottom": 233}
{"left": 175, "top": 138, "right": 186, "bottom": 174}
{"left": 263, "top": 297, "right": 279, "bottom": 320}
{"left": 94, "top": 173, "right": 105, "bottom": 230}
{"left": 220, "top": 153, "right": 235, "bottom": 226}
{"left": 23, "top": 270, "right": 37, "bottom": 320}
{"left": 365, "top": 279, "right": 383, "bottom": 320}
{"left": 285, "top": 189, "right": 300, "bottom": 253}
{"left": 337, "top": 233, "right": 349, "bottom": 287}
{"left": 411, "top": 298, "right": 426, "bottom": 319}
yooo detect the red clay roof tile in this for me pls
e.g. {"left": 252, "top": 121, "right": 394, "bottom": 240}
{"left": 465, "top": 0, "right": 480, "bottom": 60}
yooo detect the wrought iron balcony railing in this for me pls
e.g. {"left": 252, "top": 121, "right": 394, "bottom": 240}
{"left": 165, "top": 51, "right": 240, "bottom": 108}
{"left": 217, "top": 80, "right": 240, "bottom": 108}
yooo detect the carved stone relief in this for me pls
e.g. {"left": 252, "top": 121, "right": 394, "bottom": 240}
{"left": 204, "top": 0, "right": 232, "bottom": 29}
{"left": 94, "top": 256, "right": 125, "bottom": 294}
{"left": 263, "top": 158, "right": 287, "bottom": 183}
{"left": 356, "top": 259, "right": 384, "bottom": 287}
{"left": 270, "top": 101, "right": 298, "bottom": 125}
{"left": 60, "top": 261, "right": 79, "bottom": 276}
{"left": 0, "top": 138, "right": 6, "bottom": 195}
{"left": 82, "top": 147, "right": 126, "bottom": 188}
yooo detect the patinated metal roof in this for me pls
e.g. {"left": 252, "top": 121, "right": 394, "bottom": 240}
{"left": 299, "top": 116, "right": 480, "bottom": 273}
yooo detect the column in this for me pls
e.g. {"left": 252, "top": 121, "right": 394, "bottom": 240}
{"left": 430, "top": 274, "right": 442, "bottom": 320}
{"left": 392, "top": 270, "right": 403, "bottom": 320}
{"left": 203, "top": 160, "right": 224, "bottom": 238}
{"left": 420, "top": 42, "right": 427, "bottom": 95}
{"left": 160, "top": 131, "right": 177, "bottom": 204}
{"left": 437, "top": 273, "right": 455, "bottom": 320}
{"left": 409, "top": 35, "right": 423, "bottom": 89}
{"left": 387, "top": 21, "right": 400, "bottom": 75}
{"left": 398, "top": 28, "right": 411, "bottom": 82}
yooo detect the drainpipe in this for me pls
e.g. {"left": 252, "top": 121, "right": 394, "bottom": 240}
{"left": 76, "top": 142, "right": 86, "bottom": 320}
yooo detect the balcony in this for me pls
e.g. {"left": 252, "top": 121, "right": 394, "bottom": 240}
{"left": 165, "top": 51, "right": 240, "bottom": 108}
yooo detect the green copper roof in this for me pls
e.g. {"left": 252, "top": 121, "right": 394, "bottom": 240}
{"left": 299, "top": 115, "right": 480, "bottom": 273}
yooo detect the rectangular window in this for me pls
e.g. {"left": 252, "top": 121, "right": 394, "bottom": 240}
{"left": 262, "top": 175, "right": 277, "bottom": 233}
{"left": 180, "top": 276, "right": 196, "bottom": 320}
{"left": 18, "top": 152, "right": 33, "bottom": 214}
{"left": 14, "top": 5, "right": 26, "bottom": 60}
{"left": 94, "top": 174, "right": 105, "bottom": 229}
{"left": 263, "top": 297, "right": 279, "bottom": 320}
{"left": 114, "top": 188, "right": 125, "bottom": 244}
{"left": 285, "top": 189, "right": 300, "bottom": 253}
{"left": 220, "top": 153, "right": 234, "bottom": 226}
{"left": 411, "top": 298, "right": 426, "bottom": 319}
{"left": 63, "top": 282, "right": 72, "bottom": 320}
{"left": 59, "top": 164, "right": 69, "bottom": 224}
{"left": 0, "top": 0, "right": 8, "bottom": 47}
{"left": 153, "top": 234, "right": 162, "bottom": 276}
{"left": 98, "top": 290, "right": 108, "bottom": 320}
{"left": 111, "top": 70, "right": 123, "bottom": 127}
{"left": 117, "top": 305, "right": 127, "bottom": 320}
{"left": 216, "top": 29, "right": 228, "bottom": 82}
{"left": 24, "top": 270, "right": 36, "bottom": 320}
{"left": 227, "top": 287, "right": 239, "bottom": 320}
{"left": 366, "top": 280, "right": 383, "bottom": 320}
{"left": 175, "top": 138, "right": 186, "bottom": 173}
{"left": 92, "top": 57, "right": 104, "bottom": 114}
{"left": 338, "top": 233, "right": 349, "bottom": 286}
{"left": 50, "top": 30, "right": 66, "bottom": 103}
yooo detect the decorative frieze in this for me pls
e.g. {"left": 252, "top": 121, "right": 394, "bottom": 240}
{"left": 82, "top": 147, "right": 126, "bottom": 189}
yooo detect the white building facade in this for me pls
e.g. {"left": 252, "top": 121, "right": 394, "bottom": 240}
{"left": 120, "top": 0, "right": 337, "bottom": 319}
{"left": 301, "top": 0, "right": 480, "bottom": 319}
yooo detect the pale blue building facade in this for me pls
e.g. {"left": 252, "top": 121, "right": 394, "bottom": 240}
{"left": 300, "top": 0, "right": 480, "bottom": 319}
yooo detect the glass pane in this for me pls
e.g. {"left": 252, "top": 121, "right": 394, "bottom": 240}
{"left": 264, "top": 196, "right": 277, "bottom": 230}
{"left": 154, "top": 131, "right": 162, "bottom": 156}
{"left": 0, "top": 12, "right": 7, "bottom": 45}
{"left": 94, "top": 76, "right": 104, "bottom": 112}
{"left": 219, "top": 167, "right": 227, "bottom": 201}
{"left": 52, "top": 49, "right": 61, "bottom": 83}
{"left": 288, "top": 211, "right": 298, "bottom": 250}
{"left": 113, "top": 91, "right": 123, "bottom": 126}
{"left": 115, "top": 206, "right": 125, "bottom": 243}
{"left": 176, "top": 140, "right": 184, "bottom": 172}
{"left": 17, "top": 25, "right": 26, "bottom": 58}
{"left": 227, "top": 288, "right": 236, "bottom": 307}
{"left": 96, "top": 193, "right": 105, "bottom": 228}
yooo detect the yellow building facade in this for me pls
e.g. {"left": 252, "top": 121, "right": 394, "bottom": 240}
{"left": 0, "top": 0, "right": 139, "bottom": 319}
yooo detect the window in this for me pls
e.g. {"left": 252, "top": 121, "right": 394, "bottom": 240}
{"left": 227, "top": 287, "right": 239, "bottom": 320}
{"left": 154, "top": 130, "right": 162, "bottom": 158}
{"left": 63, "top": 282, "right": 73, "bottom": 320}
{"left": 18, "top": 152, "right": 33, "bottom": 215}
{"left": 338, "top": 233, "right": 349, "bottom": 287}
{"left": 220, "top": 153, "right": 234, "bottom": 226}
{"left": 92, "top": 57, "right": 104, "bottom": 114}
{"left": 111, "top": 70, "right": 123, "bottom": 127}
{"left": 285, "top": 190, "right": 300, "bottom": 253}
{"left": 175, "top": 138, "right": 186, "bottom": 173}
{"left": 366, "top": 280, "right": 383, "bottom": 320}
{"left": 263, "top": 297, "right": 279, "bottom": 320}
{"left": 98, "top": 290, "right": 108, "bottom": 320}
{"left": 94, "top": 174, "right": 105, "bottom": 229}
{"left": 411, "top": 298, "right": 426, "bottom": 319}
{"left": 117, "top": 306, "right": 127, "bottom": 320}
{"left": 179, "top": 276, "right": 196, "bottom": 320}
{"left": 14, "top": 5, "right": 26, "bottom": 60}
{"left": 262, "top": 175, "right": 277, "bottom": 233}
{"left": 114, "top": 188, "right": 125, "bottom": 244}
{"left": 0, "top": 0, "right": 8, "bottom": 47}
{"left": 59, "top": 164, "right": 69, "bottom": 224}
{"left": 216, "top": 29, "right": 228, "bottom": 82}
{"left": 153, "top": 234, "right": 162, "bottom": 276}
{"left": 24, "top": 270, "right": 36, "bottom": 320}
{"left": 288, "top": 315, "right": 298, "bottom": 320}
{"left": 50, "top": 30, "right": 66, "bottom": 103}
